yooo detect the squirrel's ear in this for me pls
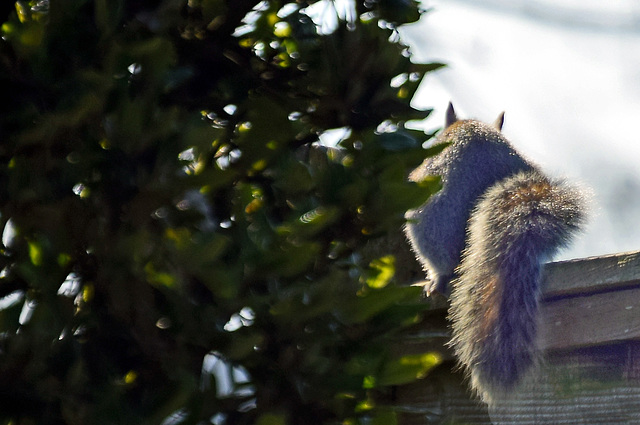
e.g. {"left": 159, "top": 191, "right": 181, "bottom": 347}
{"left": 445, "top": 102, "right": 457, "bottom": 129}
{"left": 493, "top": 111, "right": 505, "bottom": 131}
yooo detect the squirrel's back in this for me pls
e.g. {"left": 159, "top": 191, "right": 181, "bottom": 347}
{"left": 405, "top": 109, "right": 533, "bottom": 294}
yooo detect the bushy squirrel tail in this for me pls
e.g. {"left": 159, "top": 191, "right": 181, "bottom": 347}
{"left": 448, "top": 169, "right": 587, "bottom": 404}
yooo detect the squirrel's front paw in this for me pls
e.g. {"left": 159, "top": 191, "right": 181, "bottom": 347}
{"left": 412, "top": 274, "right": 451, "bottom": 298}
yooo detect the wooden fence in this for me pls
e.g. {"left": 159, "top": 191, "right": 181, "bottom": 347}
{"left": 390, "top": 250, "right": 640, "bottom": 424}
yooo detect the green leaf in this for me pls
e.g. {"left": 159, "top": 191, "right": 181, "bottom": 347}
{"left": 256, "top": 413, "right": 287, "bottom": 425}
{"left": 337, "top": 286, "right": 423, "bottom": 324}
{"left": 371, "top": 408, "right": 398, "bottom": 425}
{"left": 377, "top": 352, "right": 442, "bottom": 386}
{"left": 28, "top": 240, "right": 43, "bottom": 266}
{"left": 0, "top": 0, "right": 446, "bottom": 422}
{"left": 365, "top": 256, "right": 395, "bottom": 289}
{"left": 144, "top": 262, "right": 176, "bottom": 288}
{"left": 376, "top": 131, "right": 420, "bottom": 151}
{"left": 377, "top": 0, "right": 422, "bottom": 25}
{"left": 226, "top": 331, "right": 265, "bottom": 361}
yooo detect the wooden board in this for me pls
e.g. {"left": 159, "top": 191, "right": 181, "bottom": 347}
{"left": 393, "top": 250, "right": 640, "bottom": 424}
{"left": 539, "top": 286, "right": 640, "bottom": 350}
{"left": 544, "top": 250, "right": 640, "bottom": 296}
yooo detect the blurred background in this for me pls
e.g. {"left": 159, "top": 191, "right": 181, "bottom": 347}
{"left": 400, "top": 0, "right": 640, "bottom": 260}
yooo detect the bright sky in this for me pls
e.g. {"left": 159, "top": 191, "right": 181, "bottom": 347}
{"left": 400, "top": 0, "right": 640, "bottom": 259}
{"left": 284, "top": 0, "right": 640, "bottom": 259}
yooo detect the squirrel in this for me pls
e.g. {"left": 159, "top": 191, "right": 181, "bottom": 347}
{"left": 404, "top": 103, "right": 587, "bottom": 404}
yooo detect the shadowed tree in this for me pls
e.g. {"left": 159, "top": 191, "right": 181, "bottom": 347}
{"left": 0, "top": 1, "right": 444, "bottom": 423}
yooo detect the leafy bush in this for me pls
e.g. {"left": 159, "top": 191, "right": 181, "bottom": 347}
{"left": 0, "top": 1, "right": 444, "bottom": 424}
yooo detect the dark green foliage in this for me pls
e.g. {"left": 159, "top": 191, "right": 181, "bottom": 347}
{"left": 0, "top": 1, "right": 444, "bottom": 424}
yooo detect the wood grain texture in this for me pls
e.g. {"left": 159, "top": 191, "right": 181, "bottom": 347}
{"left": 539, "top": 286, "right": 640, "bottom": 350}
{"left": 488, "top": 345, "right": 640, "bottom": 425}
{"left": 394, "top": 250, "right": 640, "bottom": 424}
{"left": 538, "top": 250, "right": 640, "bottom": 351}
{"left": 543, "top": 250, "right": 640, "bottom": 296}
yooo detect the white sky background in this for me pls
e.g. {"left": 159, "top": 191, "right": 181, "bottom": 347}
{"left": 398, "top": 0, "right": 640, "bottom": 259}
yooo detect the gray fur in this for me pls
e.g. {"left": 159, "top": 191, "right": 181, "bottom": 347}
{"left": 404, "top": 106, "right": 587, "bottom": 403}
{"left": 405, "top": 109, "right": 533, "bottom": 294}
{"left": 450, "top": 170, "right": 586, "bottom": 403}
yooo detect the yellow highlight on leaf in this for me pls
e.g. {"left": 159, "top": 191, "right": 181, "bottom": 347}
{"left": 267, "top": 13, "right": 279, "bottom": 27}
{"left": 238, "top": 122, "right": 252, "bottom": 133}
{"left": 363, "top": 375, "right": 376, "bottom": 389}
{"left": 124, "top": 370, "right": 138, "bottom": 384}
{"left": 366, "top": 256, "right": 395, "bottom": 288}
{"left": 245, "top": 199, "right": 263, "bottom": 214}
{"left": 1, "top": 22, "right": 14, "bottom": 37}
{"left": 144, "top": 262, "right": 177, "bottom": 288}
{"left": 274, "top": 22, "right": 292, "bottom": 38}
{"left": 28, "top": 241, "right": 42, "bottom": 266}
{"left": 190, "top": 159, "right": 205, "bottom": 175}
{"left": 239, "top": 38, "right": 254, "bottom": 48}
{"left": 15, "top": 2, "right": 28, "bottom": 23}
{"left": 165, "top": 227, "right": 191, "bottom": 250}
{"left": 355, "top": 399, "right": 375, "bottom": 412}
{"left": 57, "top": 253, "right": 71, "bottom": 268}
{"left": 377, "top": 352, "right": 443, "bottom": 387}
{"left": 397, "top": 87, "right": 409, "bottom": 99}
{"left": 252, "top": 159, "right": 267, "bottom": 172}
{"left": 266, "top": 140, "right": 278, "bottom": 150}
{"left": 400, "top": 352, "right": 442, "bottom": 378}
{"left": 275, "top": 52, "right": 290, "bottom": 68}
{"left": 335, "top": 392, "right": 357, "bottom": 399}
{"left": 82, "top": 284, "right": 94, "bottom": 303}
{"left": 78, "top": 186, "right": 91, "bottom": 199}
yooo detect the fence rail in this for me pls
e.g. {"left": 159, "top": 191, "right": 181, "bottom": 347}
{"left": 393, "top": 250, "right": 640, "bottom": 424}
